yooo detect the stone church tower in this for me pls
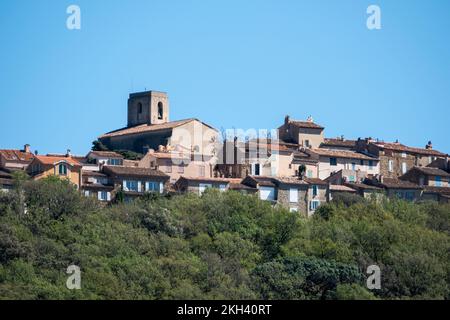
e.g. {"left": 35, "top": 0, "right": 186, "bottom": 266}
{"left": 127, "top": 91, "right": 170, "bottom": 127}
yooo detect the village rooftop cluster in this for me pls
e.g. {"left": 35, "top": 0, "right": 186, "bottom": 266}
{"left": 1, "top": 90, "right": 449, "bottom": 216}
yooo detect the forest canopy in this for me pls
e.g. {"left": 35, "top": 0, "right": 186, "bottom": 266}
{"left": 0, "top": 176, "right": 449, "bottom": 300}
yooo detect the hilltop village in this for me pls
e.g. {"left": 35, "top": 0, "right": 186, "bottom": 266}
{"left": 1, "top": 90, "right": 449, "bottom": 216}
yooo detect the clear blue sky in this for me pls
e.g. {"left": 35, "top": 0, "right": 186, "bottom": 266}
{"left": 1, "top": 0, "right": 449, "bottom": 155}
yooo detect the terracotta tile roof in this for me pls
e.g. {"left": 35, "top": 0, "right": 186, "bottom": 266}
{"left": 312, "top": 149, "right": 377, "bottom": 161}
{"left": 100, "top": 118, "right": 217, "bottom": 139}
{"left": 34, "top": 155, "right": 81, "bottom": 167}
{"left": 288, "top": 120, "right": 324, "bottom": 129}
{"left": 321, "top": 138, "right": 357, "bottom": 149}
{"left": 303, "top": 177, "right": 329, "bottom": 186}
{"left": 377, "top": 178, "right": 422, "bottom": 190}
{"left": 178, "top": 176, "right": 242, "bottom": 184}
{"left": 103, "top": 166, "right": 169, "bottom": 179}
{"left": 0, "top": 150, "right": 34, "bottom": 162}
{"left": 345, "top": 182, "right": 383, "bottom": 191}
{"left": 83, "top": 171, "right": 108, "bottom": 177}
{"left": 412, "top": 166, "right": 450, "bottom": 177}
{"left": 243, "top": 176, "right": 278, "bottom": 187}
{"left": 371, "top": 142, "right": 447, "bottom": 157}
{"left": 88, "top": 151, "right": 124, "bottom": 158}
{"left": 423, "top": 186, "right": 450, "bottom": 195}
{"left": 275, "top": 177, "right": 309, "bottom": 186}
{"left": 330, "top": 185, "right": 357, "bottom": 192}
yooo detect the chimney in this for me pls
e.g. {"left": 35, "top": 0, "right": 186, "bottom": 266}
{"left": 66, "top": 149, "right": 72, "bottom": 157}
{"left": 306, "top": 115, "right": 314, "bottom": 123}
{"left": 284, "top": 115, "right": 290, "bottom": 125}
{"left": 24, "top": 144, "right": 31, "bottom": 153}
{"left": 426, "top": 141, "right": 433, "bottom": 150}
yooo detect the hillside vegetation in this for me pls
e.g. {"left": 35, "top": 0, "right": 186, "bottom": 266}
{"left": 0, "top": 176, "right": 449, "bottom": 300}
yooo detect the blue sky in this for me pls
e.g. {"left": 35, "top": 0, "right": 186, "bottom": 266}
{"left": 0, "top": 0, "right": 449, "bottom": 155}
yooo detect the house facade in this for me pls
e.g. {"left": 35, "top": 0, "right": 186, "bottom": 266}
{"left": 241, "top": 176, "right": 328, "bottom": 216}
{"left": 27, "top": 155, "right": 82, "bottom": 188}
{"left": 278, "top": 116, "right": 324, "bottom": 148}
{"left": 356, "top": 139, "right": 447, "bottom": 179}
{"left": 311, "top": 148, "right": 380, "bottom": 180}
{"left": 102, "top": 165, "right": 169, "bottom": 201}
{"left": 139, "top": 150, "right": 215, "bottom": 183}
{"left": 0, "top": 145, "right": 34, "bottom": 170}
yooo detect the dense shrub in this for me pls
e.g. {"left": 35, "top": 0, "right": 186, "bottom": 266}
{"left": 0, "top": 177, "right": 448, "bottom": 299}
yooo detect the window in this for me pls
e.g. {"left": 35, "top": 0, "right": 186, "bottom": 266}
{"left": 305, "top": 140, "right": 310, "bottom": 148}
{"left": 289, "top": 188, "right": 298, "bottom": 203}
{"left": 401, "top": 152, "right": 407, "bottom": 158}
{"left": 138, "top": 102, "right": 143, "bottom": 114}
{"left": 157, "top": 102, "right": 163, "bottom": 120}
{"left": 388, "top": 160, "right": 394, "bottom": 172}
{"left": 177, "top": 165, "right": 185, "bottom": 174}
{"left": 165, "top": 166, "right": 172, "bottom": 173}
{"left": 290, "top": 208, "right": 298, "bottom": 213}
{"left": 58, "top": 163, "right": 67, "bottom": 176}
{"left": 351, "top": 163, "right": 356, "bottom": 171}
{"left": 99, "top": 191, "right": 108, "bottom": 201}
{"left": 330, "top": 158, "right": 337, "bottom": 166}
{"left": 312, "top": 185, "right": 318, "bottom": 197}
{"left": 307, "top": 170, "right": 313, "bottom": 178}
{"left": 405, "top": 191, "right": 415, "bottom": 201}
{"left": 436, "top": 176, "right": 442, "bottom": 187}
{"left": 259, "top": 187, "right": 275, "bottom": 201}
{"left": 199, "top": 183, "right": 212, "bottom": 195}
{"left": 349, "top": 175, "right": 356, "bottom": 182}
{"left": 199, "top": 166, "right": 205, "bottom": 177}
{"left": 309, "top": 200, "right": 321, "bottom": 211}
{"left": 125, "top": 180, "right": 138, "bottom": 192}
{"left": 252, "top": 163, "right": 261, "bottom": 176}
{"left": 360, "top": 160, "right": 364, "bottom": 166}
{"left": 219, "top": 184, "right": 227, "bottom": 192}
{"left": 402, "top": 162, "right": 407, "bottom": 174}
{"left": 108, "top": 158, "right": 122, "bottom": 166}
{"left": 146, "top": 181, "right": 160, "bottom": 192}
{"left": 368, "top": 160, "right": 374, "bottom": 170}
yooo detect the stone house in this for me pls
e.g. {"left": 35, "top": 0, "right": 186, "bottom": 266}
{"left": 311, "top": 148, "right": 380, "bottom": 180}
{"left": 138, "top": 150, "right": 215, "bottom": 183}
{"left": 400, "top": 166, "right": 450, "bottom": 188}
{"left": 241, "top": 176, "right": 328, "bottom": 216}
{"left": 27, "top": 155, "right": 82, "bottom": 188}
{"left": 0, "top": 144, "right": 34, "bottom": 170}
{"left": 325, "top": 169, "right": 368, "bottom": 185}
{"left": 328, "top": 184, "right": 358, "bottom": 201}
{"left": 98, "top": 91, "right": 219, "bottom": 156}
{"left": 344, "top": 182, "right": 383, "bottom": 199}
{"left": 102, "top": 166, "right": 169, "bottom": 201}
{"left": 365, "top": 177, "right": 423, "bottom": 201}
{"left": 278, "top": 116, "right": 324, "bottom": 148}
{"left": 356, "top": 139, "right": 447, "bottom": 179}
{"left": 174, "top": 177, "right": 253, "bottom": 195}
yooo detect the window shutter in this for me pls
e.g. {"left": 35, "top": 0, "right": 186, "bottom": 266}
{"left": 123, "top": 180, "right": 128, "bottom": 191}
{"left": 97, "top": 192, "right": 102, "bottom": 200}
{"left": 107, "top": 192, "right": 111, "bottom": 201}
{"left": 159, "top": 182, "right": 164, "bottom": 194}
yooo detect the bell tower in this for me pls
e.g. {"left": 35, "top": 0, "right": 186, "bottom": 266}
{"left": 127, "top": 91, "right": 170, "bottom": 127}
